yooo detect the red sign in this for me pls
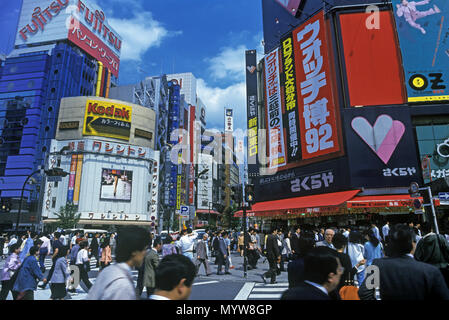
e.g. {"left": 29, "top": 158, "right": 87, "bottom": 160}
{"left": 68, "top": 17, "right": 120, "bottom": 77}
{"left": 292, "top": 11, "right": 340, "bottom": 160}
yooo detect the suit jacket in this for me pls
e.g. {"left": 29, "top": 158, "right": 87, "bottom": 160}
{"left": 218, "top": 237, "right": 227, "bottom": 256}
{"left": 143, "top": 249, "right": 159, "bottom": 288}
{"left": 358, "top": 255, "right": 449, "bottom": 300}
{"left": 290, "top": 233, "right": 300, "bottom": 255}
{"left": 196, "top": 240, "right": 209, "bottom": 260}
{"left": 90, "top": 237, "right": 99, "bottom": 251}
{"left": 265, "top": 234, "right": 280, "bottom": 260}
{"left": 281, "top": 282, "right": 331, "bottom": 300}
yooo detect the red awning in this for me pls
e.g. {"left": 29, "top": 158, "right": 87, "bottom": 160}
{"left": 196, "top": 209, "right": 220, "bottom": 215}
{"left": 234, "top": 190, "right": 360, "bottom": 218}
{"left": 346, "top": 195, "right": 423, "bottom": 208}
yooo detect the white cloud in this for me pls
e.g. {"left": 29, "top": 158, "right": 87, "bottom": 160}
{"left": 109, "top": 12, "right": 181, "bottom": 61}
{"left": 205, "top": 45, "right": 248, "bottom": 81}
{"left": 197, "top": 79, "right": 247, "bottom": 131}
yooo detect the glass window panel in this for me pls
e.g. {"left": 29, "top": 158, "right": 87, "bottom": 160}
{"left": 416, "top": 125, "right": 434, "bottom": 141}
{"left": 433, "top": 125, "right": 449, "bottom": 140}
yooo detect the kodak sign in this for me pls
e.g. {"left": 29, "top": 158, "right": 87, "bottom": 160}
{"left": 83, "top": 99, "right": 132, "bottom": 141}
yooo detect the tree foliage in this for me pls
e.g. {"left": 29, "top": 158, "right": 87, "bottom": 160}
{"left": 54, "top": 204, "right": 81, "bottom": 229}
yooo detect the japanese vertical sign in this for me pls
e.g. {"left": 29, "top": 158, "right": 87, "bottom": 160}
{"left": 67, "top": 154, "right": 77, "bottom": 203}
{"left": 281, "top": 34, "right": 301, "bottom": 162}
{"left": 73, "top": 154, "right": 83, "bottom": 205}
{"left": 246, "top": 50, "right": 259, "bottom": 177}
{"left": 225, "top": 109, "right": 234, "bottom": 132}
{"left": 392, "top": 0, "right": 449, "bottom": 102}
{"left": 264, "top": 48, "right": 287, "bottom": 169}
{"left": 292, "top": 10, "right": 340, "bottom": 160}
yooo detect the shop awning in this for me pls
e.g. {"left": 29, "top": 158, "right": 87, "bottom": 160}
{"left": 346, "top": 195, "right": 423, "bottom": 208}
{"left": 234, "top": 190, "right": 360, "bottom": 218}
{"left": 43, "top": 219, "right": 155, "bottom": 226}
{"left": 196, "top": 209, "right": 220, "bottom": 215}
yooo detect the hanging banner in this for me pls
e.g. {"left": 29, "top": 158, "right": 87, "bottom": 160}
{"left": 281, "top": 33, "right": 301, "bottom": 163}
{"left": 73, "top": 154, "right": 83, "bottom": 205}
{"left": 225, "top": 109, "right": 234, "bottom": 132}
{"left": 292, "top": 10, "right": 341, "bottom": 160}
{"left": 264, "top": 47, "right": 287, "bottom": 169}
{"left": 67, "top": 154, "right": 77, "bottom": 203}
{"left": 246, "top": 50, "right": 260, "bottom": 178}
{"left": 392, "top": 0, "right": 449, "bottom": 102}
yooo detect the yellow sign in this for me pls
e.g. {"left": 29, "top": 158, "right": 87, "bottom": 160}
{"left": 83, "top": 99, "right": 132, "bottom": 141}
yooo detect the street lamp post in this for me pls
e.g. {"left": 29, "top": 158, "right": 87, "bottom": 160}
{"left": 15, "top": 170, "right": 42, "bottom": 233}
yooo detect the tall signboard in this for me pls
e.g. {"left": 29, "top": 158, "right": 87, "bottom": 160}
{"left": 392, "top": 0, "right": 449, "bottom": 102}
{"left": 197, "top": 153, "right": 213, "bottom": 210}
{"left": 264, "top": 47, "right": 287, "bottom": 170}
{"left": 15, "top": 0, "right": 122, "bottom": 77}
{"left": 225, "top": 109, "right": 234, "bottom": 132}
{"left": 245, "top": 50, "right": 259, "bottom": 178}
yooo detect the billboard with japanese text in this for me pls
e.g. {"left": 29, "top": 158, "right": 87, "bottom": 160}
{"left": 292, "top": 10, "right": 341, "bottom": 160}
{"left": 15, "top": 0, "right": 122, "bottom": 77}
{"left": 83, "top": 99, "right": 132, "bottom": 141}
{"left": 264, "top": 47, "right": 287, "bottom": 170}
{"left": 392, "top": 0, "right": 449, "bottom": 102}
{"left": 246, "top": 50, "right": 260, "bottom": 178}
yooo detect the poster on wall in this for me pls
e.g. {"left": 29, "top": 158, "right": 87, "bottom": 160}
{"left": 246, "top": 50, "right": 260, "bottom": 178}
{"left": 83, "top": 99, "right": 132, "bottom": 141}
{"left": 392, "top": 0, "right": 449, "bottom": 102}
{"left": 100, "top": 169, "right": 133, "bottom": 201}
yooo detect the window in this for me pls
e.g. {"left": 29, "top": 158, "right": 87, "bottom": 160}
{"left": 54, "top": 181, "right": 58, "bottom": 188}
{"left": 51, "top": 197, "right": 56, "bottom": 208}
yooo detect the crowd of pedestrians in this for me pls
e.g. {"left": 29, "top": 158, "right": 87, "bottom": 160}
{"left": 278, "top": 221, "right": 449, "bottom": 300}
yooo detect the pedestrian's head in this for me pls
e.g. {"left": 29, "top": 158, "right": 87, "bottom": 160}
{"left": 101, "top": 238, "right": 110, "bottom": 248}
{"left": 421, "top": 222, "right": 432, "bottom": 235}
{"left": 348, "top": 231, "right": 361, "bottom": 244}
{"left": 332, "top": 233, "right": 348, "bottom": 251}
{"left": 304, "top": 247, "right": 343, "bottom": 292}
{"left": 29, "top": 246, "right": 39, "bottom": 257}
{"left": 298, "top": 231, "right": 316, "bottom": 257}
{"left": 270, "top": 227, "right": 278, "bottom": 235}
{"left": 80, "top": 241, "right": 89, "bottom": 249}
{"left": 154, "top": 254, "right": 196, "bottom": 300}
{"left": 387, "top": 224, "right": 415, "bottom": 257}
{"left": 57, "top": 246, "right": 69, "bottom": 258}
{"left": 115, "top": 226, "right": 150, "bottom": 268}
{"left": 153, "top": 238, "right": 162, "bottom": 251}
{"left": 324, "top": 229, "right": 335, "bottom": 244}
{"left": 295, "top": 226, "right": 301, "bottom": 234}
{"left": 401, "top": 0, "right": 408, "bottom": 6}
{"left": 320, "top": 228, "right": 324, "bottom": 234}
{"left": 34, "top": 238, "right": 43, "bottom": 247}
{"left": 202, "top": 234, "right": 208, "bottom": 240}
{"left": 9, "top": 243, "right": 20, "bottom": 255}
{"left": 54, "top": 232, "right": 61, "bottom": 239}
{"left": 408, "top": 221, "right": 414, "bottom": 228}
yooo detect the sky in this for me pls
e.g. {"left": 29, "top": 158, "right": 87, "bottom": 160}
{"left": 0, "top": 0, "right": 265, "bottom": 132}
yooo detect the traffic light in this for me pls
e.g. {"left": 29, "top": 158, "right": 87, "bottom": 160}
{"left": 0, "top": 198, "right": 11, "bottom": 212}
{"left": 245, "top": 184, "right": 256, "bottom": 205}
{"left": 231, "top": 185, "right": 243, "bottom": 205}
{"left": 45, "top": 167, "right": 69, "bottom": 177}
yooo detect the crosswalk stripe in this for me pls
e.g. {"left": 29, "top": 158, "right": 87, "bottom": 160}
{"left": 248, "top": 294, "right": 282, "bottom": 299}
{"left": 254, "top": 282, "right": 288, "bottom": 287}
{"left": 252, "top": 288, "right": 287, "bottom": 292}
{"left": 193, "top": 281, "right": 219, "bottom": 286}
{"left": 234, "top": 282, "right": 255, "bottom": 300}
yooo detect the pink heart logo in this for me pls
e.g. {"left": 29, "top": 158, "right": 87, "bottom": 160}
{"left": 351, "top": 115, "right": 405, "bottom": 165}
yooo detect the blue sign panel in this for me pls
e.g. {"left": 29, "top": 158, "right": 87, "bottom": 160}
{"left": 392, "top": 0, "right": 449, "bottom": 102}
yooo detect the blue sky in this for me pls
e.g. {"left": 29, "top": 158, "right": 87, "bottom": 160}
{"left": 0, "top": 0, "right": 264, "bottom": 131}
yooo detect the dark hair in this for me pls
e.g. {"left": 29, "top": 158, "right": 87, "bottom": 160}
{"left": 421, "top": 222, "right": 432, "bottom": 235}
{"left": 34, "top": 239, "right": 43, "bottom": 246}
{"left": 297, "top": 231, "right": 316, "bottom": 258}
{"left": 54, "top": 232, "right": 61, "bottom": 239}
{"left": 332, "top": 233, "right": 348, "bottom": 250}
{"left": 348, "top": 231, "right": 362, "bottom": 244}
{"left": 115, "top": 227, "right": 150, "bottom": 263}
{"left": 155, "top": 254, "right": 196, "bottom": 291}
{"left": 304, "top": 247, "right": 339, "bottom": 285}
{"left": 101, "top": 238, "right": 110, "bottom": 248}
{"left": 367, "top": 231, "right": 380, "bottom": 247}
{"left": 56, "top": 246, "right": 68, "bottom": 258}
{"left": 270, "top": 227, "right": 278, "bottom": 234}
{"left": 153, "top": 237, "right": 162, "bottom": 248}
{"left": 79, "top": 241, "right": 89, "bottom": 249}
{"left": 29, "top": 246, "right": 39, "bottom": 256}
{"left": 387, "top": 224, "right": 414, "bottom": 257}
{"left": 9, "top": 243, "right": 19, "bottom": 254}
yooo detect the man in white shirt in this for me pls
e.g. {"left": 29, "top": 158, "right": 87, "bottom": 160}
{"left": 382, "top": 222, "right": 390, "bottom": 242}
{"left": 70, "top": 231, "right": 80, "bottom": 249}
{"left": 177, "top": 228, "right": 198, "bottom": 261}
{"left": 149, "top": 254, "right": 196, "bottom": 300}
{"left": 38, "top": 234, "right": 52, "bottom": 273}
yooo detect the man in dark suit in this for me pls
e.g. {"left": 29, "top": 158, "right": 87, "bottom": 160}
{"left": 358, "top": 223, "right": 449, "bottom": 300}
{"left": 261, "top": 228, "right": 281, "bottom": 284}
{"left": 216, "top": 231, "right": 230, "bottom": 275}
{"left": 89, "top": 233, "right": 100, "bottom": 268}
{"left": 281, "top": 246, "right": 344, "bottom": 300}
{"left": 195, "top": 233, "right": 212, "bottom": 276}
{"left": 290, "top": 226, "right": 301, "bottom": 259}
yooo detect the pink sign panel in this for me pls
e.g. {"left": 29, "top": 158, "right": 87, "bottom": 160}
{"left": 275, "top": 0, "right": 302, "bottom": 16}
{"left": 68, "top": 17, "right": 120, "bottom": 77}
